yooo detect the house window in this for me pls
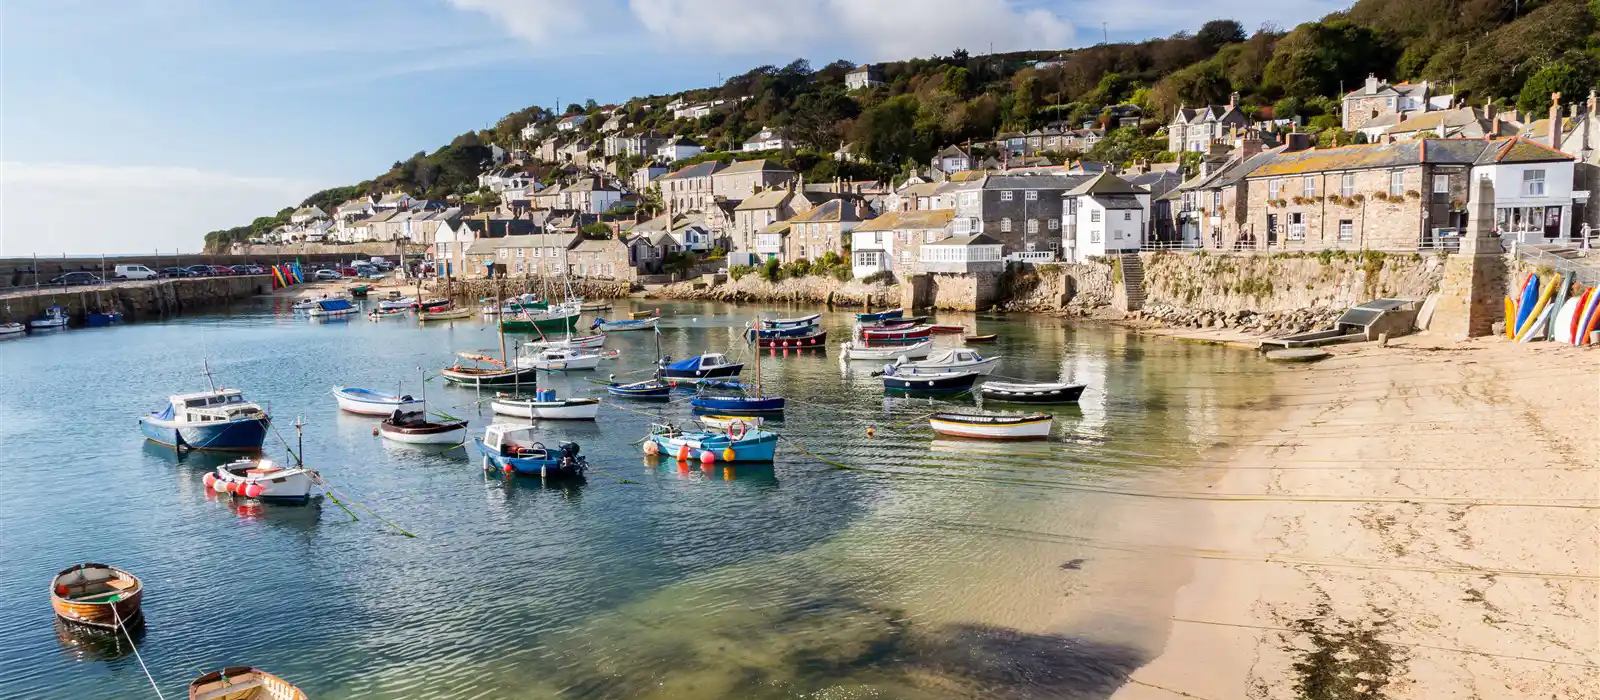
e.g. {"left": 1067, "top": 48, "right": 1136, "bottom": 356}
{"left": 1025, "top": 190, "right": 1038, "bottom": 201}
{"left": 1302, "top": 177, "right": 1315, "bottom": 197}
{"left": 1340, "top": 173, "right": 1355, "bottom": 197}
{"left": 1338, "top": 219, "right": 1353, "bottom": 241}
{"left": 1268, "top": 179, "right": 1281, "bottom": 199}
{"left": 901, "top": 250, "right": 911, "bottom": 263}
{"left": 1000, "top": 218, "right": 1012, "bottom": 232}
{"left": 1288, "top": 212, "right": 1305, "bottom": 240}
{"left": 1433, "top": 175, "right": 1449, "bottom": 194}
{"left": 1026, "top": 219, "right": 1039, "bottom": 234}
{"left": 1524, "top": 170, "right": 1546, "bottom": 196}
{"left": 1048, "top": 218, "right": 1060, "bottom": 230}
{"left": 1000, "top": 190, "right": 1014, "bottom": 202}
{"left": 1124, "top": 212, "right": 1132, "bottom": 221}
{"left": 498, "top": 249, "right": 508, "bottom": 259}
{"left": 533, "top": 247, "right": 542, "bottom": 257}
{"left": 1090, "top": 210, "right": 1101, "bottom": 223}
{"left": 1090, "top": 230, "right": 1101, "bottom": 243}
{"left": 516, "top": 248, "right": 525, "bottom": 258}
{"left": 1389, "top": 171, "right": 1404, "bottom": 196}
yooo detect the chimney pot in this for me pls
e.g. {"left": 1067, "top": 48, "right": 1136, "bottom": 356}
{"left": 1549, "top": 92, "right": 1564, "bottom": 149}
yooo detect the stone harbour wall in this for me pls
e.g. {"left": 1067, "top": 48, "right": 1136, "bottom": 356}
{"left": 999, "top": 261, "right": 1115, "bottom": 313}
{"left": 431, "top": 276, "right": 632, "bottom": 301}
{"left": 0, "top": 276, "right": 270, "bottom": 325}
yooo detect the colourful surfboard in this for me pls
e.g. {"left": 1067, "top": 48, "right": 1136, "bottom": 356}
{"left": 1504, "top": 297, "right": 1517, "bottom": 338}
{"left": 1519, "top": 304, "right": 1555, "bottom": 343}
{"left": 1578, "top": 288, "right": 1600, "bottom": 346}
{"left": 1516, "top": 276, "right": 1559, "bottom": 341}
{"left": 1552, "top": 298, "right": 1581, "bottom": 344}
{"left": 1514, "top": 274, "right": 1540, "bottom": 335}
{"left": 1544, "top": 272, "right": 1574, "bottom": 339}
{"left": 1570, "top": 288, "right": 1594, "bottom": 345}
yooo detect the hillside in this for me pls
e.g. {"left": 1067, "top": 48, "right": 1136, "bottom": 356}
{"left": 204, "top": 0, "right": 1600, "bottom": 251}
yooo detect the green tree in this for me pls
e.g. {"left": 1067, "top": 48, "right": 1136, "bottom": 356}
{"left": 853, "top": 95, "right": 926, "bottom": 166}
{"left": 1087, "top": 127, "right": 1167, "bottom": 166}
{"left": 1197, "top": 19, "right": 1247, "bottom": 51}
{"left": 580, "top": 222, "right": 612, "bottom": 238}
{"left": 941, "top": 66, "right": 974, "bottom": 98}
{"left": 1263, "top": 20, "right": 1394, "bottom": 100}
{"left": 1516, "top": 61, "right": 1595, "bottom": 115}
{"left": 1011, "top": 75, "right": 1042, "bottom": 128}
{"left": 1273, "top": 96, "right": 1303, "bottom": 119}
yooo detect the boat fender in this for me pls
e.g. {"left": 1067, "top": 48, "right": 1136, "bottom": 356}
{"left": 643, "top": 441, "right": 660, "bottom": 455}
{"left": 677, "top": 444, "right": 691, "bottom": 461}
{"left": 503, "top": 463, "right": 514, "bottom": 475}
{"left": 202, "top": 473, "right": 217, "bottom": 489}
{"left": 722, "top": 447, "right": 736, "bottom": 462}
{"left": 372, "top": 427, "right": 379, "bottom": 436}
{"left": 866, "top": 426, "right": 875, "bottom": 438}
{"left": 701, "top": 451, "right": 716, "bottom": 466}
{"left": 244, "top": 483, "right": 264, "bottom": 498}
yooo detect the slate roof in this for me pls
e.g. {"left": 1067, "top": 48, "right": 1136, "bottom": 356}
{"left": 855, "top": 209, "right": 956, "bottom": 232}
{"left": 734, "top": 190, "right": 793, "bottom": 211}
{"left": 572, "top": 237, "right": 624, "bottom": 253}
{"left": 663, "top": 161, "right": 724, "bottom": 179}
{"left": 1474, "top": 137, "right": 1573, "bottom": 164}
{"left": 1090, "top": 195, "right": 1144, "bottom": 210}
{"left": 718, "top": 158, "right": 792, "bottom": 175}
{"left": 462, "top": 219, "right": 537, "bottom": 238}
{"left": 1066, "top": 172, "right": 1144, "bottom": 196}
{"left": 788, "top": 199, "right": 860, "bottom": 223}
{"left": 493, "top": 232, "right": 581, "bottom": 249}
{"left": 1247, "top": 139, "right": 1571, "bottom": 178}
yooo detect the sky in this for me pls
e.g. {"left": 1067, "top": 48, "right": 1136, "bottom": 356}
{"left": 0, "top": 0, "right": 1345, "bottom": 255}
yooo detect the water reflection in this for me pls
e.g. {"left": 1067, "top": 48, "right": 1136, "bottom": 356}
{"left": 54, "top": 616, "right": 144, "bottom": 663}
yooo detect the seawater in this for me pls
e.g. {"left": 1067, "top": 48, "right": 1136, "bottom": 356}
{"left": 0, "top": 297, "right": 1271, "bottom": 699}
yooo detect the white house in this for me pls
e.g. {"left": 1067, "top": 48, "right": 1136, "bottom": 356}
{"left": 845, "top": 64, "right": 884, "bottom": 91}
{"left": 520, "top": 122, "right": 541, "bottom": 142}
{"left": 742, "top": 127, "right": 791, "bottom": 153}
{"left": 556, "top": 114, "right": 588, "bottom": 132}
{"left": 1063, "top": 173, "right": 1149, "bottom": 262}
{"left": 374, "top": 192, "right": 417, "bottom": 210}
{"left": 932, "top": 146, "right": 971, "bottom": 176}
{"left": 631, "top": 162, "right": 669, "bottom": 193}
{"left": 290, "top": 205, "right": 327, "bottom": 224}
{"left": 335, "top": 198, "right": 373, "bottom": 220}
{"left": 1472, "top": 137, "right": 1578, "bottom": 243}
{"left": 918, "top": 233, "right": 1004, "bottom": 274}
{"left": 302, "top": 219, "right": 333, "bottom": 243}
{"left": 432, "top": 219, "right": 474, "bottom": 278}
{"left": 557, "top": 177, "right": 625, "bottom": 215}
{"left": 658, "top": 136, "right": 703, "bottom": 162}
{"left": 849, "top": 209, "right": 957, "bottom": 278}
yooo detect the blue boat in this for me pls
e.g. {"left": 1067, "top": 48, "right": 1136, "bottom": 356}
{"left": 746, "top": 323, "right": 819, "bottom": 340}
{"left": 476, "top": 425, "right": 587, "bottom": 478}
{"left": 759, "top": 313, "right": 820, "bottom": 329}
{"left": 607, "top": 378, "right": 672, "bottom": 399}
{"left": 658, "top": 353, "right": 744, "bottom": 381}
{"left": 646, "top": 423, "right": 779, "bottom": 462}
{"left": 689, "top": 391, "right": 786, "bottom": 414}
{"left": 84, "top": 311, "right": 122, "bottom": 327}
{"left": 139, "top": 388, "right": 271, "bottom": 452}
{"left": 856, "top": 308, "right": 903, "bottom": 322}
{"left": 308, "top": 298, "right": 357, "bottom": 319}
{"left": 880, "top": 368, "right": 981, "bottom": 393}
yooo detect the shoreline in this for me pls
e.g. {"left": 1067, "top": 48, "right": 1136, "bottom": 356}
{"left": 1112, "top": 335, "right": 1599, "bottom": 699}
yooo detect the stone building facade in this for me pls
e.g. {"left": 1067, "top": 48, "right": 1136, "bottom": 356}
{"left": 711, "top": 159, "right": 795, "bottom": 201}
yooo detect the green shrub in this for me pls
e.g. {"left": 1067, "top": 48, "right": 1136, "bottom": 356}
{"left": 862, "top": 270, "right": 896, "bottom": 285}
{"left": 761, "top": 257, "right": 781, "bottom": 282}
{"left": 728, "top": 265, "right": 753, "bottom": 281}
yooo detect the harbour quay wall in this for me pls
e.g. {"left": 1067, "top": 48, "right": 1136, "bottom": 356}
{"left": 647, "top": 273, "right": 899, "bottom": 308}
{"left": 0, "top": 276, "right": 269, "bottom": 325}
{"left": 430, "top": 276, "right": 633, "bottom": 301}
{"left": 1, "top": 250, "right": 397, "bottom": 289}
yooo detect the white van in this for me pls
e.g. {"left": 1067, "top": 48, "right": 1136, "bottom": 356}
{"left": 113, "top": 264, "right": 158, "bottom": 280}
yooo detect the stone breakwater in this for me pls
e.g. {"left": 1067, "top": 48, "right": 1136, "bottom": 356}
{"left": 648, "top": 274, "right": 898, "bottom": 308}
{"left": 0, "top": 276, "right": 270, "bottom": 325}
{"left": 1134, "top": 302, "right": 1345, "bottom": 336}
{"left": 429, "top": 276, "right": 632, "bottom": 301}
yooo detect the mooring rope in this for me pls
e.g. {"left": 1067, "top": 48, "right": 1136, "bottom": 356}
{"left": 110, "top": 606, "right": 166, "bottom": 700}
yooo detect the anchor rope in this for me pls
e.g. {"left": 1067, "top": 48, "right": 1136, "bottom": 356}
{"left": 110, "top": 606, "right": 166, "bottom": 700}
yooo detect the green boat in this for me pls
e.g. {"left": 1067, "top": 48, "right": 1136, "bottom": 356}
{"left": 348, "top": 285, "right": 370, "bottom": 298}
{"left": 500, "top": 308, "right": 580, "bottom": 332}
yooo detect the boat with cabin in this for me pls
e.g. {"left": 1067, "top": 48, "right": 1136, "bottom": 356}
{"left": 839, "top": 339, "right": 933, "bottom": 361}
{"left": 890, "top": 347, "right": 1001, "bottom": 375}
{"left": 929, "top": 412, "right": 1053, "bottom": 439}
{"left": 50, "top": 564, "right": 143, "bottom": 630}
{"left": 332, "top": 386, "right": 424, "bottom": 415}
{"left": 500, "top": 304, "right": 582, "bottom": 333}
{"left": 140, "top": 383, "right": 270, "bottom": 453}
{"left": 187, "top": 667, "right": 308, "bottom": 700}
{"left": 306, "top": 298, "right": 357, "bottom": 319}
{"left": 979, "top": 381, "right": 1086, "bottom": 405}
{"left": 29, "top": 305, "right": 68, "bottom": 329}
{"left": 658, "top": 353, "right": 744, "bottom": 381}
{"left": 477, "top": 425, "right": 587, "bottom": 478}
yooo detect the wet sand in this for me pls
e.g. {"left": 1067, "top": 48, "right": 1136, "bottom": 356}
{"left": 1115, "top": 336, "right": 1600, "bottom": 699}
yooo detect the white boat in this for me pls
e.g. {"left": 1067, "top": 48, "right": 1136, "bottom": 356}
{"left": 203, "top": 457, "right": 318, "bottom": 502}
{"left": 379, "top": 297, "right": 416, "bottom": 311}
{"left": 306, "top": 299, "right": 358, "bottom": 318}
{"left": 698, "top": 414, "right": 764, "bottom": 432}
{"left": 0, "top": 322, "right": 24, "bottom": 336}
{"left": 490, "top": 392, "right": 601, "bottom": 420}
{"left": 592, "top": 316, "right": 659, "bottom": 332}
{"left": 29, "top": 306, "right": 68, "bottom": 329}
{"left": 525, "top": 334, "right": 606, "bottom": 351}
{"left": 291, "top": 299, "right": 320, "bottom": 311}
{"left": 378, "top": 410, "right": 467, "bottom": 444}
{"left": 928, "top": 412, "right": 1053, "bottom": 440}
{"left": 139, "top": 387, "right": 271, "bottom": 452}
{"left": 838, "top": 339, "right": 933, "bottom": 361}
{"left": 515, "top": 346, "right": 603, "bottom": 371}
{"left": 891, "top": 348, "right": 1001, "bottom": 376}
{"left": 331, "top": 386, "right": 424, "bottom": 416}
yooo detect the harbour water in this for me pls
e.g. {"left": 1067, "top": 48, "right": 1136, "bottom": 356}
{"left": 0, "top": 297, "right": 1273, "bottom": 699}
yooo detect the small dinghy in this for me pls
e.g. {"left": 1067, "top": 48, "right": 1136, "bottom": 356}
{"left": 759, "top": 313, "right": 821, "bottom": 329}
{"left": 411, "top": 297, "right": 451, "bottom": 310}
{"left": 203, "top": 457, "right": 318, "bottom": 503}
{"left": 348, "top": 284, "right": 370, "bottom": 298}
{"left": 29, "top": 305, "right": 68, "bottom": 329}
{"left": 607, "top": 378, "right": 672, "bottom": 399}
{"left": 747, "top": 323, "right": 819, "bottom": 339}
{"left": 368, "top": 307, "right": 408, "bottom": 320}
{"left": 0, "top": 322, "right": 24, "bottom": 336}
{"left": 963, "top": 334, "right": 997, "bottom": 344}
{"left": 644, "top": 422, "right": 778, "bottom": 462}
{"left": 979, "top": 381, "right": 1086, "bottom": 405}
{"left": 929, "top": 412, "right": 1053, "bottom": 440}
{"left": 658, "top": 353, "right": 744, "bottom": 381}
{"left": 477, "top": 425, "right": 587, "bottom": 478}
{"left": 629, "top": 309, "right": 659, "bottom": 319}
{"left": 879, "top": 367, "right": 981, "bottom": 393}
{"left": 440, "top": 353, "right": 543, "bottom": 387}
{"left": 891, "top": 348, "right": 1001, "bottom": 376}
{"left": 332, "top": 386, "right": 423, "bottom": 415}
{"left": 491, "top": 389, "right": 600, "bottom": 420}
{"left": 755, "top": 328, "right": 827, "bottom": 349}
{"left": 856, "top": 308, "right": 903, "bottom": 322}
{"left": 866, "top": 315, "right": 929, "bottom": 329}
{"left": 306, "top": 298, "right": 357, "bottom": 319}
{"left": 592, "top": 316, "right": 658, "bottom": 332}
{"left": 689, "top": 381, "right": 785, "bottom": 414}
{"left": 839, "top": 339, "right": 932, "bottom": 361}
{"left": 581, "top": 302, "right": 612, "bottom": 313}
{"left": 290, "top": 298, "right": 321, "bottom": 311}
{"left": 50, "top": 564, "right": 143, "bottom": 629}
{"left": 378, "top": 296, "right": 416, "bottom": 311}
{"left": 379, "top": 409, "right": 467, "bottom": 444}
{"left": 516, "top": 346, "right": 603, "bottom": 371}
{"left": 188, "top": 666, "right": 307, "bottom": 700}
{"left": 418, "top": 305, "right": 475, "bottom": 321}
{"left": 858, "top": 324, "right": 931, "bottom": 344}
{"left": 928, "top": 324, "right": 966, "bottom": 334}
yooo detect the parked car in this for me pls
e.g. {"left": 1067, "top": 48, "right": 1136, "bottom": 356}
{"left": 113, "top": 264, "right": 159, "bottom": 280}
{"left": 230, "top": 264, "right": 265, "bottom": 275}
{"left": 314, "top": 269, "right": 342, "bottom": 281}
{"left": 49, "top": 272, "right": 103, "bottom": 286}
{"left": 159, "top": 267, "right": 193, "bottom": 278}
{"left": 207, "top": 265, "right": 238, "bottom": 276}
{"left": 338, "top": 267, "right": 358, "bottom": 277}
{"left": 185, "top": 264, "right": 214, "bottom": 277}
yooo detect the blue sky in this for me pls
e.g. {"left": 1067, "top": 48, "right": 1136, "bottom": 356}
{"left": 1, "top": 0, "right": 1342, "bottom": 255}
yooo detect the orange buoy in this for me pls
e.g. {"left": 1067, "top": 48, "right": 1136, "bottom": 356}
{"left": 677, "top": 444, "right": 690, "bottom": 461}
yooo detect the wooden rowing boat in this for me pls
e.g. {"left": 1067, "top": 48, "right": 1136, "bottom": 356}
{"left": 929, "top": 412, "right": 1053, "bottom": 439}
{"left": 50, "top": 563, "right": 143, "bottom": 629}
{"left": 418, "top": 306, "right": 475, "bottom": 321}
{"left": 629, "top": 309, "right": 659, "bottom": 319}
{"left": 928, "top": 324, "right": 966, "bottom": 334}
{"left": 980, "top": 381, "right": 1085, "bottom": 405}
{"left": 963, "top": 334, "right": 997, "bottom": 343}
{"left": 188, "top": 666, "right": 307, "bottom": 700}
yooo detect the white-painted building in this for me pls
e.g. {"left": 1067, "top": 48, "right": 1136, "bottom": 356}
{"left": 742, "top": 127, "right": 790, "bottom": 153}
{"left": 520, "top": 122, "right": 541, "bottom": 142}
{"left": 290, "top": 206, "right": 327, "bottom": 224}
{"left": 556, "top": 114, "right": 587, "bottom": 132}
{"left": 374, "top": 192, "right": 417, "bottom": 210}
{"left": 1063, "top": 173, "right": 1149, "bottom": 262}
{"left": 657, "top": 136, "right": 703, "bottom": 162}
{"left": 1472, "top": 139, "right": 1577, "bottom": 243}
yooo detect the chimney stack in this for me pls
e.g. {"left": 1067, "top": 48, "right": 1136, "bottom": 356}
{"left": 1549, "top": 92, "right": 1564, "bottom": 150}
{"left": 1589, "top": 89, "right": 1598, "bottom": 118}
{"left": 1365, "top": 74, "right": 1379, "bottom": 94}
{"left": 1228, "top": 92, "right": 1239, "bottom": 110}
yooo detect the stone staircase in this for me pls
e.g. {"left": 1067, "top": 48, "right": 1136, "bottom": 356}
{"left": 1118, "top": 253, "right": 1145, "bottom": 311}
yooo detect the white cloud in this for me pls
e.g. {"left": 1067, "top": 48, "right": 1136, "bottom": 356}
{"left": 455, "top": 0, "right": 1074, "bottom": 59}
{"left": 1, "top": 163, "right": 320, "bottom": 255}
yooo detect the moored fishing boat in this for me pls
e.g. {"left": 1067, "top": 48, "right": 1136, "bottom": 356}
{"left": 979, "top": 381, "right": 1086, "bottom": 405}
{"left": 84, "top": 311, "right": 123, "bottom": 326}
{"left": 759, "top": 313, "right": 821, "bottom": 329}
{"left": 747, "top": 323, "right": 818, "bottom": 339}
{"left": 332, "top": 385, "right": 423, "bottom": 415}
{"left": 629, "top": 309, "right": 659, "bottom": 319}
{"left": 140, "top": 385, "right": 270, "bottom": 452}
{"left": 29, "top": 305, "right": 68, "bottom": 329}
{"left": 379, "top": 409, "right": 467, "bottom": 444}
{"left": 591, "top": 316, "right": 658, "bottom": 332}
{"left": 0, "top": 321, "right": 24, "bottom": 336}
{"left": 306, "top": 298, "right": 357, "bottom": 319}
{"left": 928, "top": 324, "right": 966, "bottom": 334}
{"left": 929, "top": 412, "right": 1053, "bottom": 439}
{"left": 439, "top": 354, "right": 543, "bottom": 387}
{"left": 658, "top": 353, "right": 744, "bottom": 381}
{"left": 689, "top": 382, "right": 785, "bottom": 414}
{"left": 50, "top": 564, "right": 143, "bottom": 629}
{"left": 856, "top": 308, "right": 903, "bottom": 322}
{"left": 839, "top": 339, "right": 933, "bottom": 361}
{"left": 879, "top": 367, "right": 981, "bottom": 393}
{"left": 891, "top": 348, "right": 1001, "bottom": 376}
{"left": 857, "top": 324, "right": 931, "bottom": 344}
{"left": 368, "top": 307, "right": 407, "bottom": 320}
{"left": 500, "top": 305, "right": 581, "bottom": 332}
{"left": 754, "top": 328, "right": 827, "bottom": 349}
{"left": 490, "top": 389, "right": 601, "bottom": 420}
{"left": 864, "top": 315, "right": 929, "bottom": 328}
{"left": 417, "top": 305, "right": 475, "bottom": 321}
{"left": 644, "top": 422, "right": 778, "bottom": 462}
{"left": 515, "top": 346, "right": 603, "bottom": 371}
{"left": 607, "top": 378, "right": 672, "bottom": 398}
{"left": 477, "top": 425, "right": 587, "bottom": 478}
{"left": 378, "top": 296, "right": 416, "bottom": 311}
{"left": 525, "top": 333, "right": 606, "bottom": 351}
{"left": 348, "top": 284, "right": 370, "bottom": 298}
{"left": 202, "top": 456, "right": 318, "bottom": 503}
{"left": 188, "top": 666, "right": 308, "bottom": 700}
{"left": 963, "top": 334, "right": 997, "bottom": 343}
{"left": 290, "top": 298, "right": 321, "bottom": 311}
{"left": 411, "top": 297, "right": 451, "bottom": 310}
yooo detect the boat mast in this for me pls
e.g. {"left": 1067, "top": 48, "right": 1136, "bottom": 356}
{"left": 294, "top": 416, "right": 305, "bottom": 467}
{"left": 752, "top": 312, "right": 762, "bottom": 398}
{"left": 201, "top": 357, "right": 217, "bottom": 391}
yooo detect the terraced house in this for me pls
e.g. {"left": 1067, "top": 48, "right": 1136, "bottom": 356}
{"left": 945, "top": 172, "right": 1088, "bottom": 260}
{"left": 783, "top": 199, "right": 866, "bottom": 262}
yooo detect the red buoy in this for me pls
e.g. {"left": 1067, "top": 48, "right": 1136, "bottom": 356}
{"left": 202, "top": 473, "right": 217, "bottom": 489}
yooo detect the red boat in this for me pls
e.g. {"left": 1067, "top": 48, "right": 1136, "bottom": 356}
{"left": 928, "top": 324, "right": 966, "bottom": 334}
{"left": 859, "top": 324, "right": 931, "bottom": 343}
{"left": 755, "top": 329, "right": 827, "bottom": 349}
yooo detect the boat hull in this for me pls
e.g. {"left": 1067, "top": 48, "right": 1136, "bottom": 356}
{"left": 188, "top": 667, "right": 308, "bottom": 700}
{"left": 840, "top": 340, "right": 932, "bottom": 361}
{"left": 894, "top": 357, "right": 1001, "bottom": 376}
{"left": 418, "top": 308, "right": 475, "bottom": 321}
{"left": 500, "top": 312, "right": 580, "bottom": 332}
{"left": 755, "top": 329, "right": 827, "bottom": 349}
{"left": 139, "top": 415, "right": 270, "bottom": 452}
{"left": 759, "top": 313, "right": 821, "bottom": 329}
{"left": 528, "top": 334, "right": 606, "bottom": 350}
{"left": 980, "top": 383, "right": 1086, "bottom": 405}
{"left": 490, "top": 398, "right": 601, "bottom": 420}
{"left": 608, "top": 381, "right": 672, "bottom": 398}
{"left": 212, "top": 462, "right": 315, "bottom": 502}
{"left": 50, "top": 564, "right": 143, "bottom": 630}
{"left": 594, "top": 318, "right": 658, "bottom": 332}
{"left": 515, "top": 354, "right": 602, "bottom": 372}
{"left": 379, "top": 422, "right": 467, "bottom": 444}
{"left": 929, "top": 414, "right": 1053, "bottom": 439}
{"left": 881, "top": 372, "right": 979, "bottom": 393}
{"left": 439, "top": 366, "right": 543, "bottom": 387}
{"left": 747, "top": 323, "right": 819, "bottom": 339}
{"left": 689, "top": 396, "right": 786, "bottom": 414}
{"left": 856, "top": 309, "right": 903, "bottom": 322}
{"left": 659, "top": 364, "right": 744, "bottom": 381}
{"left": 860, "top": 327, "right": 930, "bottom": 343}
{"left": 647, "top": 431, "right": 778, "bottom": 462}
{"left": 332, "top": 387, "right": 424, "bottom": 416}
{"left": 477, "top": 439, "right": 587, "bottom": 477}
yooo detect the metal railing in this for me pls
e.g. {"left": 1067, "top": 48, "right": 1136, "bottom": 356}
{"left": 1140, "top": 240, "right": 1203, "bottom": 251}
{"left": 1003, "top": 251, "right": 1059, "bottom": 263}
{"left": 1513, "top": 242, "right": 1600, "bottom": 286}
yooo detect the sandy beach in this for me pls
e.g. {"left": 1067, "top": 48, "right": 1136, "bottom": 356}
{"left": 1115, "top": 335, "right": 1599, "bottom": 699}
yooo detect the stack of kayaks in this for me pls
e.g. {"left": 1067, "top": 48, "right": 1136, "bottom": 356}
{"left": 1506, "top": 272, "right": 1600, "bottom": 345}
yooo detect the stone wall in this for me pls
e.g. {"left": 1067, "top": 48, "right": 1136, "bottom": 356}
{"left": 649, "top": 273, "right": 898, "bottom": 307}
{"left": 997, "top": 260, "right": 1115, "bottom": 313}
{"left": 431, "top": 276, "right": 632, "bottom": 301}
{"left": 227, "top": 242, "right": 426, "bottom": 258}
{"left": 902, "top": 270, "right": 1002, "bottom": 311}
{"left": 0, "top": 276, "right": 269, "bottom": 325}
